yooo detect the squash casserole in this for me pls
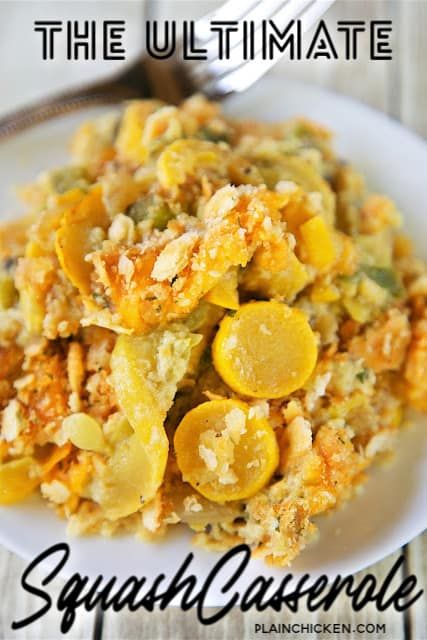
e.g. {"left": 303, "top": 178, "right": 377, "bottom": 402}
{"left": 0, "top": 96, "right": 426, "bottom": 566}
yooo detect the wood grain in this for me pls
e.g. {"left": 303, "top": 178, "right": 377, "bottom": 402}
{"left": 0, "top": 1, "right": 426, "bottom": 639}
{"left": 101, "top": 551, "right": 407, "bottom": 640}
{"left": 398, "top": 0, "right": 427, "bottom": 137}
{"left": 0, "top": 551, "right": 94, "bottom": 640}
{"left": 406, "top": 535, "right": 427, "bottom": 640}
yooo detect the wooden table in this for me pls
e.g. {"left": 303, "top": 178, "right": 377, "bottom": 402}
{"left": 0, "top": 1, "right": 425, "bottom": 638}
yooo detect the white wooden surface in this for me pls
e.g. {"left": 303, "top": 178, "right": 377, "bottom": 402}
{"left": 0, "top": 1, "right": 426, "bottom": 639}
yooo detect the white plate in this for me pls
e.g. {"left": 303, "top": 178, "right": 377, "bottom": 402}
{"left": 0, "top": 77, "right": 426, "bottom": 603}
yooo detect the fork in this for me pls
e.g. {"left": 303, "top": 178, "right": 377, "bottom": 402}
{"left": 0, "top": 0, "right": 335, "bottom": 139}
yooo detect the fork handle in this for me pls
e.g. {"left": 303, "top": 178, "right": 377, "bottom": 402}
{"left": 0, "top": 57, "right": 194, "bottom": 140}
{"left": 0, "top": 60, "right": 174, "bottom": 140}
{"left": 0, "top": 76, "right": 141, "bottom": 140}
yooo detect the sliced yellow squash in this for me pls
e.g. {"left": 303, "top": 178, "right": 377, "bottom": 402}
{"left": 259, "top": 155, "right": 335, "bottom": 223}
{"left": 204, "top": 268, "right": 239, "bottom": 310}
{"left": 55, "top": 186, "right": 109, "bottom": 295}
{"left": 0, "top": 457, "right": 39, "bottom": 505}
{"left": 174, "top": 399, "right": 279, "bottom": 503}
{"left": 212, "top": 301, "right": 317, "bottom": 398}
{"left": 299, "top": 215, "right": 336, "bottom": 271}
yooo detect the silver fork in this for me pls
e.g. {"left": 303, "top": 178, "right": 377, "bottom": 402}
{"left": 0, "top": 0, "right": 335, "bottom": 139}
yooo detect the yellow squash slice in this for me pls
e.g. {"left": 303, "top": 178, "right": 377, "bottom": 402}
{"left": 115, "top": 100, "right": 163, "bottom": 165}
{"left": 107, "top": 328, "right": 200, "bottom": 518}
{"left": 259, "top": 155, "right": 336, "bottom": 223}
{"left": 174, "top": 399, "right": 279, "bottom": 503}
{"left": 299, "top": 215, "right": 336, "bottom": 271}
{"left": 0, "top": 458, "right": 39, "bottom": 505}
{"left": 212, "top": 301, "right": 317, "bottom": 398}
{"left": 241, "top": 242, "right": 310, "bottom": 302}
{"left": 95, "top": 434, "right": 163, "bottom": 520}
{"left": 109, "top": 336, "right": 169, "bottom": 512}
{"left": 157, "top": 139, "right": 228, "bottom": 189}
{"left": 204, "top": 268, "right": 239, "bottom": 310}
{"left": 55, "top": 185, "right": 109, "bottom": 295}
